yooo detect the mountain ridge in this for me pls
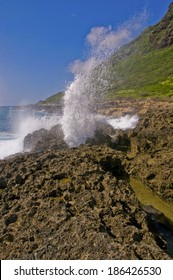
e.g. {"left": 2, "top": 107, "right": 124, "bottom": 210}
{"left": 149, "top": 2, "right": 173, "bottom": 49}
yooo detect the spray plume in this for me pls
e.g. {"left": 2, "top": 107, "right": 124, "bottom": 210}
{"left": 61, "top": 11, "right": 148, "bottom": 147}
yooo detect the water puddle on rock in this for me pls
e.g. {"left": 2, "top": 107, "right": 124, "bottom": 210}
{"left": 130, "top": 177, "right": 173, "bottom": 257}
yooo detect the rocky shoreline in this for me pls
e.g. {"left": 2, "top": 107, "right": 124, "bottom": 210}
{"left": 0, "top": 98, "right": 173, "bottom": 259}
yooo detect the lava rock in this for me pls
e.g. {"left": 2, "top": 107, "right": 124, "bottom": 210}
{"left": 23, "top": 124, "right": 68, "bottom": 152}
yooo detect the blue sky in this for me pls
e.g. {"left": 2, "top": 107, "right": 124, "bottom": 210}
{"left": 0, "top": 0, "right": 172, "bottom": 105}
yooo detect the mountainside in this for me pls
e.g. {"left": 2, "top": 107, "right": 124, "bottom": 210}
{"left": 40, "top": 3, "right": 173, "bottom": 104}
{"left": 150, "top": 2, "right": 173, "bottom": 49}
{"left": 37, "top": 91, "right": 64, "bottom": 106}
{"left": 107, "top": 2, "right": 173, "bottom": 98}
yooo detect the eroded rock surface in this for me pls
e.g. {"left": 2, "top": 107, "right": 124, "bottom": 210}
{"left": 99, "top": 98, "right": 173, "bottom": 203}
{"left": 23, "top": 124, "right": 68, "bottom": 152}
{"left": 0, "top": 97, "right": 172, "bottom": 259}
{"left": 0, "top": 145, "right": 170, "bottom": 259}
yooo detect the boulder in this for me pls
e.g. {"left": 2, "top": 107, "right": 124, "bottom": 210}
{"left": 23, "top": 124, "right": 68, "bottom": 152}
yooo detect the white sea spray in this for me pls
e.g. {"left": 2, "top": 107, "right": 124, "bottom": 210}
{"left": 61, "top": 12, "right": 147, "bottom": 147}
{"left": 0, "top": 109, "right": 60, "bottom": 159}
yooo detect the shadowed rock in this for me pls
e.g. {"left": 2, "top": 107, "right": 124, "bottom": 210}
{"left": 23, "top": 124, "right": 68, "bottom": 152}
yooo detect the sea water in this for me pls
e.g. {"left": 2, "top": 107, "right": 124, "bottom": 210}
{"left": 0, "top": 15, "right": 147, "bottom": 158}
{"left": 0, "top": 106, "right": 138, "bottom": 160}
{"left": 0, "top": 106, "right": 59, "bottom": 159}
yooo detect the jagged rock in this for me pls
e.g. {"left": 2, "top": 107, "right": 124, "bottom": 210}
{"left": 125, "top": 105, "right": 173, "bottom": 203}
{"left": 23, "top": 128, "right": 47, "bottom": 151}
{"left": 23, "top": 124, "right": 68, "bottom": 152}
{"left": 86, "top": 130, "right": 114, "bottom": 146}
{"left": 15, "top": 174, "right": 25, "bottom": 185}
{"left": 5, "top": 214, "right": 18, "bottom": 226}
{"left": 0, "top": 143, "right": 172, "bottom": 259}
{"left": 0, "top": 178, "right": 7, "bottom": 189}
{"left": 150, "top": 3, "right": 173, "bottom": 49}
{"left": 0, "top": 98, "right": 172, "bottom": 260}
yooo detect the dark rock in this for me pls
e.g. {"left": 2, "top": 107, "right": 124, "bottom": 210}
{"left": 23, "top": 124, "right": 68, "bottom": 152}
{"left": 142, "top": 205, "right": 163, "bottom": 217}
{"left": 86, "top": 129, "right": 113, "bottom": 146}
{"left": 146, "top": 174, "right": 156, "bottom": 180}
{"left": 23, "top": 128, "right": 47, "bottom": 151}
{"left": 15, "top": 174, "right": 25, "bottom": 185}
{"left": 99, "top": 156, "right": 128, "bottom": 179}
{"left": 5, "top": 214, "right": 18, "bottom": 226}
{"left": 5, "top": 233, "right": 14, "bottom": 242}
{"left": 0, "top": 178, "right": 7, "bottom": 189}
{"left": 113, "top": 132, "right": 131, "bottom": 152}
{"left": 86, "top": 122, "right": 115, "bottom": 146}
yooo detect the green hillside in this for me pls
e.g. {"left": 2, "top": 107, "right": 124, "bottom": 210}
{"left": 37, "top": 91, "right": 64, "bottom": 105}
{"left": 108, "top": 43, "right": 173, "bottom": 98}
{"left": 40, "top": 3, "right": 173, "bottom": 104}
{"left": 107, "top": 2, "right": 173, "bottom": 98}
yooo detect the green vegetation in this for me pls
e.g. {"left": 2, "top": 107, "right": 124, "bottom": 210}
{"left": 107, "top": 42, "right": 173, "bottom": 98}
{"left": 130, "top": 177, "right": 173, "bottom": 228}
{"left": 106, "top": 3, "right": 173, "bottom": 98}
{"left": 37, "top": 92, "right": 64, "bottom": 105}
{"left": 41, "top": 3, "right": 173, "bottom": 103}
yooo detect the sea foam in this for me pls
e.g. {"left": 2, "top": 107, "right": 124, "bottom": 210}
{"left": 0, "top": 111, "right": 59, "bottom": 159}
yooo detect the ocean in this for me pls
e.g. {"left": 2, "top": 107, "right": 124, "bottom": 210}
{"left": 0, "top": 106, "right": 59, "bottom": 159}
{"left": 0, "top": 106, "right": 139, "bottom": 159}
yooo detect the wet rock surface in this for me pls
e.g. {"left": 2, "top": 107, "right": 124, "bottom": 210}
{"left": 0, "top": 98, "right": 172, "bottom": 259}
{"left": 125, "top": 101, "right": 173, "bottom": 203}
{"left": 23, "top": 124, "right": 68, "bottom": 152}
{"left": 99, "top": 98, "right": 173, "bottom": 203}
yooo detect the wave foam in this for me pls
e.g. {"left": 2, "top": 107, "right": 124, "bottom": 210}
{"left": 0, "top": 113, "right": 59, "bottom": 159}
{"left": 106, "top": 115, "right": 139, "bottom": 130}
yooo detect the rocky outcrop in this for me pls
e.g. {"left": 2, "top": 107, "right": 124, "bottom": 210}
{"left": 150, "top": 2, "right": 173, "bottom": 49}
{"left": 99, "top": 98, "right": 173, "bottom": 204}
{"left": 0, "top": 145, "right": 171, "bottom": 259}
{"left": 23, "top": 124, "right": 68, "bottom": 152}
{"left": 126, "top": 105, "right": 173, "bottom": 203}
{"left": 0, "top": 98, "right": 172, "bottom": 260}
{"left": 23, "top": 121, "right": 117, "bottom": 153}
